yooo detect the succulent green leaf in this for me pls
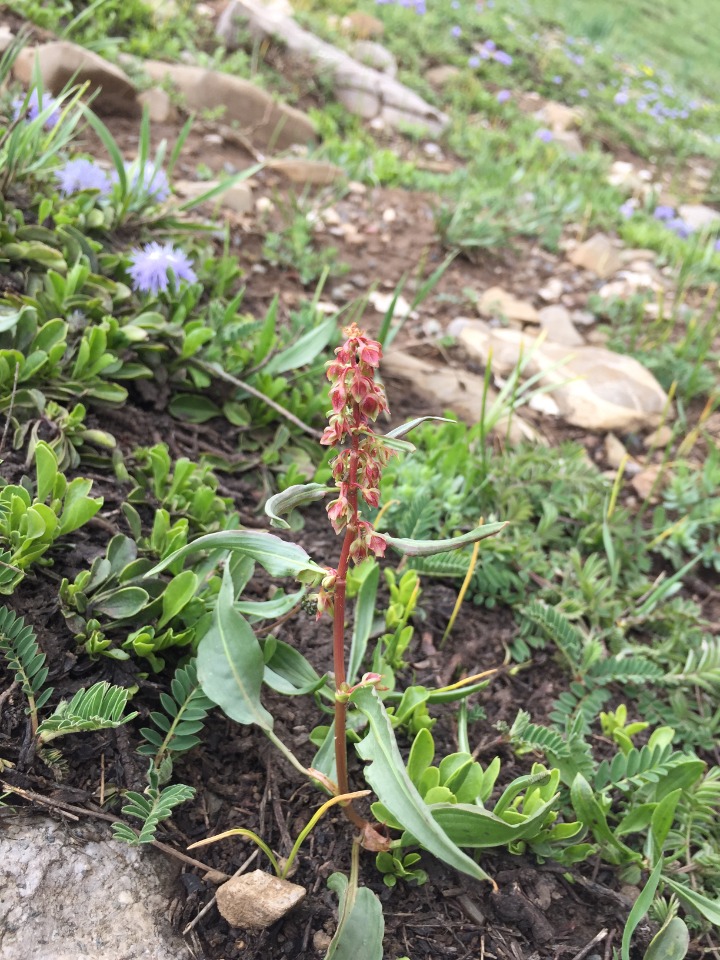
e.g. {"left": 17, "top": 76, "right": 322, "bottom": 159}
{"left": 157, "top": 570, "right": 199, "bottom": 629}
{"left": 197, "top": 566, "right": 273, "bottom": 730}
{"left": 348, "top": 562, "right": 380, "bottom": 684}
{"left": 384, "top": 416, "right": 455, "bottom": 440}
{"left": 350, "top": 686, "right": 494, "bottom": 883}
{"left": 644, "top": 918, "right": 689, "bottom": 960}
{"left": 384, "top": 521, "right": 507, "bottom": 557}
{"left": 325, "top": 872, "right": 384, "bottom": 960}
{"left": 265, "top": 314, "right": 338, "bottom": 374}
{"left": 622, "top": 858, "right": 664, "bottom": 960}
{"left": 662, "top": 877, "right": 720, "bottom": 926}
{"left": 145, "top": 530, "right": 325, "bottom": 580}
{"left": 264, "top": 483, "right": 331, "bottom": 529}
{"left": 93, "top": 587, "right": 150, "bottom": 619}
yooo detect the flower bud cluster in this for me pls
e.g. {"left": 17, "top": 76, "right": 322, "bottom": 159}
{"left": 316, "top": 324, "right": 393, "bottom": 619}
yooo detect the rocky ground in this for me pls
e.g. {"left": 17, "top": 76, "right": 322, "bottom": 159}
{"left": 1, "top": 2, "right": 719, "bottom": 959}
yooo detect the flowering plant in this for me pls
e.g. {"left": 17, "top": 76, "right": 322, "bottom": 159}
{"left": 148, "top": 323, "right": 529, "bottom": 952}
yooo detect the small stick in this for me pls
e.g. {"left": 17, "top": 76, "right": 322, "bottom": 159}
{"left": 604, "top": 928, "right": 616, "bottom": 960}
{"left": 254, "top": 601, "right": 303, "bottom": 637}
{"left": 0, "top": 680, "right": 18, "bottom": 713}
{"left": 191, "top": 359, "right": 323, "bottom": 440}
{"left": 1, "top": 781, "right": 229, "bottom": 881}
{"left": 0, "top": 362, "right": 19, "bottom": 456}
{"left": 569, "top": 928, "right": 609, "bottom": 960}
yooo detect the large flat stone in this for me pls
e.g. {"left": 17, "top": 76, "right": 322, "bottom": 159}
{"left": 0, "top": 817, "right": 192, "bottom": 960}
{"left": 14, "top": 42, "right": 139, "bottom": 116}
{"left": 143, "top": 61, "right": 316, "bottom": 150}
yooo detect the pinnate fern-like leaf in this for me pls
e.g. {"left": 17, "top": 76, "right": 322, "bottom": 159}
{"left": 0, "top": 606, "right": 53, "bottom": 720}
{"left": 665, "top": 638, "right": 720, "bottom": 693}
{"left": 594, "top": 742, "right": 682, "bottom": 792}
{"left": 587, "top": 656, "right": 664, "bottom": 684}
{"left": 549, "top": 683, "right": 609, "bottom": 732}
{"left": 392, "top": 494, "right": 439, "bottom": 542}
{"left": 508, "top": 709, "right": 596, "bottom": 784}
{"left": 36, "top": 681, "right": 137, "bottom": 743}
{"left": 138, "top": 659, "right": 213, "bottom": 770}
{"left": 523, "top": 602, "right": 585, "bottom": 672}
{"left": 509, "top": 710, "right": 570, "bottom": 758}
{"left": 411, "top": 552, "right": 470, "bottom": 578}
{"left": 112, "top": 780, "right": 196, "bottom": 845}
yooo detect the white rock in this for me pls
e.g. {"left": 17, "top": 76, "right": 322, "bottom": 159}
{"left": 351, "top": 40, "right": 398, "bottom": 77}
{"left": 422, "top": 142, "right": 444, "bottom": 159}
{"left": 571, "top": 310, "right": 596, "bottom": 327}
{"left": 216, "top": 871, "right": 306, "bottom": 929}
{"left": 538, "top": 277, "right": 564, "bottom": 302}
{"left": 368, "top": 291, "right": 416, "bottom": 318}
{"left": 459, "top": 325, "right": 670, "bottom": 431}
{"left": 553, "top": 130, "right": 583, "bottom": 154}
{"left": 631, "top": 464, "right": 664, "bottom": 501}
{"left": 568, "top": 234, "right": 623, "bottom": 278}
{"left": 173, "top": 179, "right": 253, "bottom": 214}
{"left": 448, "top": 316, "right": 475, "bottom": 337}
{"left": 537, "top": 305, "right": 584, "bottom": 346}
{"left": 604, "top": 433, "right": 641, "bottom": 474}
{"left": 143, "top": 60, "right": 316, "bottom": 150}
{"left": 598, "top": 271, "right": 660, "bottom": 301}
{"left": 643, "top": 425, "right": 673, "bottom": 449}
{"left": 620, "top": 248, "right": 656, "bottom": 264}
{"left": 321, "top": 207, "right": 342, "bottom": 226}
{"left": 678, "top": 203, "right": 720, "bottom": 231}
{"left": 0, "top": 818, "right": 192, "bottom": 960}
{"left": 479, "top": 286, "right": 539, "bottom": 324}
{"left": 0, "top": 25, "right": 14, "bottom": 53}
{"left": 266, "top": 158, "right": 344, "bottom": 185}
{"left": 534, "top": 100, "right": 583, "bottom": 132}
{"left": 137, "top": 87, "right": 178, "bottom": 123}
{"left": 426, "top": 65, "right": 461, "bottom": 87}
{"left": 382, "top": 349, "right": 541, "bottom": 443}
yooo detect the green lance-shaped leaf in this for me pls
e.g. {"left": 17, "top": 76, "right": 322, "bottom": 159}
{"left": 622, "top": 858, "right": 664, "bottom": 960}
{"left": 197, "top": 565, "right": 274, "bottom": 730}
{"left": 235, "top": 587, "right": 305, "bottom": 620}
{"left": 662, "top": 877, "right": 720, "bottom": 926}
{"left": 384, "top": 416, "right": 455, "bottom": 440}
{"left": 144, "top": 530, "right": 325, "bottom": 580}
{"left": 348, "top": 562, "right": 380, "bottom": 684}
{"left": 93, "top": 586, "right": 150, "bottom": 619}
{"left": 262, "top": 637, "right": 329, "bottom": 696}
{"left": 325, "top": 872, "right": 384, "bottom": 960}
{"left": 350, "top": 686, "right": 494, "bottom": 884}
{"left": 264, "top": 483, "right": 331, "bottom": 530}
{"left": 427, "top": 793, "right": 559, "bottom": 849}
{"left": 571, "top": 773, "right": 640, "bottom": 862}
{"left": 383, "top": 521, "right": 507, "bottom": 557}
{"left": 265, "top": 314, "right": 338, "bottom": 375}
{"left": 157, "top": 570, "right": 199, "bottom": 629}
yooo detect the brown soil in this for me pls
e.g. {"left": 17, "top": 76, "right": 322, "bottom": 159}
{"left": 0, "top": 385, "right": 649, "bottom": 960}
{"left": 0, "top": 16, "right": 715, "bottom": 960}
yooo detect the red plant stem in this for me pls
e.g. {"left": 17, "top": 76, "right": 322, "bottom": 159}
{"left": 332, "top": 415, "right": 365, "bottom": 828}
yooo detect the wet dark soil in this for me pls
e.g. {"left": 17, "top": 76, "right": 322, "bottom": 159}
{"left": 0, "top": 388, "right": 646, "bottom": 960}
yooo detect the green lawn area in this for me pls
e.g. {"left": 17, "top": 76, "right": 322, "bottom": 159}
{"left": 532, "top": 0, "right": 720, "bottom": 99}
